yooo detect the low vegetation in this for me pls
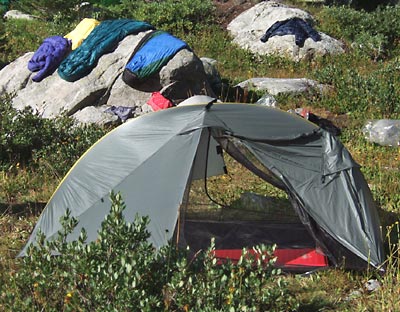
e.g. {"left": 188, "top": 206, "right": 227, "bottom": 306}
{"left": 2, "top": 192, "right": 298, "bottom": 311}
{"left": 0, "top": 0, "right": 399, "bottom": 311}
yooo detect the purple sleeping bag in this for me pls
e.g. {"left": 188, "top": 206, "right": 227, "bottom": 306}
{"left": 28, "top": 36, "right": 72, "bottom": 82}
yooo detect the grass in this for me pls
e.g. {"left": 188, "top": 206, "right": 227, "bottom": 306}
{"left": 2, "top": 140, "right": 397, "bottom": 310}
{"left": 1, "top": 2, "right": 400, "bottom": 310}
{"left": 0, "top": 205, "right": 39, "bottom": 294}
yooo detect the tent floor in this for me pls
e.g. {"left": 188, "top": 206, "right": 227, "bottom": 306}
{"left": 183, "top": 220, "right": 316, "bottom": 250}
{"left": 213, "top": 248, "right": 328, "bottom": 271}
{"left": 182, "top": 220, "right": 329, "bottom": 272}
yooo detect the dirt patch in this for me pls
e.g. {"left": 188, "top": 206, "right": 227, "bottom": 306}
{"left": 212, "top": 0, "right": 259, "bottom": 28}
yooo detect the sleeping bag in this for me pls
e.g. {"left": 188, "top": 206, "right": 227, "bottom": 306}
{"left": 58, "top": 19, "right": 155, "bottom": 82}
{"left": 64, "top": 18, "right": 100, "bottom": 50}
{"left": 122, "top": 30, "right": 189, "bottom": 88}
{"left": 28, "top": 36, "right": 72, "bottom": 82}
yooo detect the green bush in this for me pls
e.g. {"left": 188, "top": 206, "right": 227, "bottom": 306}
{"left": 165, "top": 241, "right": 298, "bottom": 311}
{"left": 0, "top": 99, "right": 107, "bottom": 175}
{"left": 263, "top": 51, "right": 400, "bottom": 119}
{"left": 1, "top": 192, "right": 299, "bottom": 311}
{"left": 12, "top": 0, "right": 82, "bottom": 22}
{"left": 0, "top": 101, "right": 56, "bottom": 166}
{"left": 107, "top": 0, "right": 216, "bottom": 34}
{"left": 0, "top": 18, "right": 73, "bottom": 65}
{"left": 316, "top": 6, "right": 400, "bottom": 59}
{"left": 33, "top": 116, "right": 108, "bottom": 177}
{"left": 312, "top": 58, "right": 400, "bottom": 117}
{"left": 0, "top": 22, "right": 6, "bottom": 68}
{"left": 325, "top": 0, "right": 399, "bottom": 11}
{"left": 90, "top": 0, "right": 121, "bottom": 6}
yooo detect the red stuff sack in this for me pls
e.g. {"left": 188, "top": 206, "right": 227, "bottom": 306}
{"left": 147, "top": 92, "right": 174, "bottom": 111}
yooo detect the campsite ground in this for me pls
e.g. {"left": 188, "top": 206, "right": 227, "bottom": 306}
{"left": 1, "top": 0, "right": 400, "bottom": 310}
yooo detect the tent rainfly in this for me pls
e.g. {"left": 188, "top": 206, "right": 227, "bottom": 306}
{"left": 20, "top": 96, "right": 385, "bottom": 271}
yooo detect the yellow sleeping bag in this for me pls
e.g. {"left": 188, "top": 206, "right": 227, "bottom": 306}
{"left": 64, "top": 18, "right": 100, "bottom": 50}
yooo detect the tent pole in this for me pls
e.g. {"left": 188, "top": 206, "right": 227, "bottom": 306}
{"left": 176, "top": 160, "right": 195, "bottom": 248}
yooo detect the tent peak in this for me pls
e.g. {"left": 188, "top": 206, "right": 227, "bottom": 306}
{"left": 205, "top": 98, "right": 218, "bottom": 110}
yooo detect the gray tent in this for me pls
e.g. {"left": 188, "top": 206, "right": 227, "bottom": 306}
{"left": 20, "top": 97, "right": 384, "bottom": 270}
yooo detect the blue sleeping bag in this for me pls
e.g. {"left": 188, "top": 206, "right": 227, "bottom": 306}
{"left": 28, "top": 36, "right": 72, "bottom": 82}
{"left": 58, "top": 19, "right": 155, "bottom": 82}
{"left": 122, "top": 30, "right": 189, "bottom": 88}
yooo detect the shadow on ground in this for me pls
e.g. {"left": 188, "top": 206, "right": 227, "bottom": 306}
{"left": 0, "top": 202, "right": 46, "bottom": 217}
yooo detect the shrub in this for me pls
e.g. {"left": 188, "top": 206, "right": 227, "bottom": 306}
{"left": 165, "top": 241, "right": 298, "bottom": 311}
{"left": 325, "top": 0, "right": 399, "bottom": 11}
{"left": 107, "top": 0, "right": 216, "bottom": 34}
{"left": 33, "top": 115, "right": 108, "bottom": 177}
{"left": 0, "top": 18, "right": 73, "bottom": 65}
{"left": 353, "top": 222, "right": 400, "bottom": 311}
{"left": 0, "top": 99, "right": 107, "bottom": 175}
{"left": 0, "top": 101, "right": 56, "bottom": 166}
{"left": 1, "top": 192, "right": 299, "bottom": 311}
{"left": 90, "top": 0, "right": 121, "bottom": 6}
{"left": 316, "top": 6, "right": 400, "bottom": 59}
{"left": 310, "top": 55, "right": 400, "bottom": 117}
{"left": 11, "top": 0, "right": 82, "bottom": 22}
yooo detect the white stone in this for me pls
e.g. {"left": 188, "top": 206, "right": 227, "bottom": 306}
{"left": 227, "top": 1, "right": 344, "bottom": 61}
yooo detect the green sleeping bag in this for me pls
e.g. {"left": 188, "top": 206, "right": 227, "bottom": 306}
{"left": 58, "top": 19, "right": 155, "bottom": 82}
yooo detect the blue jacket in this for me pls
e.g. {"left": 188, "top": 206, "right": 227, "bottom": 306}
{"left": 260, "top": 18, "right": 321, "bottom": 47}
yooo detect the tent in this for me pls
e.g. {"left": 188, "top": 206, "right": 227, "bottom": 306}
{"left": 20, "top": 96, "right": 384, "bottom": 271}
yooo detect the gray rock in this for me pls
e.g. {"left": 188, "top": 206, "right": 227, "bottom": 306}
{"left": 159, "top": 49, "right": 215, "bottom": 101}
{"left": 3, "top": 10, "right": 37, "bottom": 20}
{"left": 72, "top": 105, "right": 118, "bottom": 126}
{"left": 0, "top": 30, "right": 214, "bottom": 125}
{"left": 295, "top": 0, "right": 325, "bottom": 2}
{"left": 201, "top": 57, "right": 223, "bottom": 94}
{"left": 227, "top": 1, "right": 344, "bottom": 61}
{"left": 255, "top": 93, "right": 278, "bottom": 107}
{"left": 0, "top": 52, "right": 33, "bottom": 96}
{"left": 105, "top": 74, "right": 153, "bottom": 110}
{"left": 235, "top": 77, "right": 327, "bottom": 95}
{"left": 364, "top": 279, "right": 381, "bottom": 292}
{"left": 344, "top": 289, "right": 362, "bottom": 301}
{"left": 178, "top": 95, "right": 220, "bottom": 106}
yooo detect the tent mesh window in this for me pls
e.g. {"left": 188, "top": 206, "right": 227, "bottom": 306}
{"left": 185, "top": 156, "right": 299, "bottom": 223}
{"left": 178, "top": 138, "right": 316, "bottom": 253}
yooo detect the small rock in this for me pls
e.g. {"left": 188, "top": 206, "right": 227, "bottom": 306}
{"left": 3, "top": 9, "right": 37, "bottom": 20}
{"left": 364, "top": 279, "right": 381, "bottom": 292}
